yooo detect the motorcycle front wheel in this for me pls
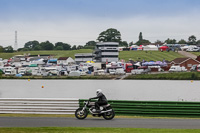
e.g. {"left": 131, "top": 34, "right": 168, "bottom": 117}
{"left": 75, "top": 108, "right": 88, "bottom": 119}
{"left": 103, "top": 109, "right": 115, "bottom": 120}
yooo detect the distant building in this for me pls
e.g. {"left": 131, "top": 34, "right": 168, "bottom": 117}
{"left": 75, "top": 53, "right": 93, "bottom": 64}
{"left": 74, "top": 42, "right": 119, "bottom": 64}
{"left": 94, "top": 42, "right": 119, "bottom": 63}
{"left": 170, "top": 57, "right": 200, "bottom": 70}
{"left": 57, "top": 57, "right": 75, "bottom": 65}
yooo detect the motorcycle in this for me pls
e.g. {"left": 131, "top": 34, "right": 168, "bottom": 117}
{"left": 75, "top": 100, "right": 115, "bottom": 120}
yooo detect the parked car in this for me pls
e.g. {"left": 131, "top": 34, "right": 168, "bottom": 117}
{"left": 115, "top": 68, "right": 126, "bottom": 75}
{"left": 190, "top": 65, "right": 197, "bottom": 72}
{"left": 169, "top": 66, "right": 187, "bottom": 72}
{"left": 131, "top": 69, "right": 144, "bottom": 75}
{"left": 138, "top": 66, "right": 151, "bottom": 74}
{"left": 59, "top": 70, "right": 68, "bottom": 76}
{"left": 4, "top": 67, "right": 16, "bottom": 76}
{"left": 109, "top": 69, "right": 116, "bottom": 75}
{"left": 186, "top": 47, "right": 199, "bottom": 52}
{"left": 23, "top": 71, "right": 32, "bottom": 76}
{"left": 97, "top": 69, "right": 106, "bottom": 75}
{"left": 68, "top": 71, "right": 81, "bottom": 76}
{"left": 131, "top": 66, "right": 151, "bottom": 74}
{"left": 80, "top": 71, "right": 87, "bottom": 76}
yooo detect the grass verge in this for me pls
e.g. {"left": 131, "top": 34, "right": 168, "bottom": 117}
{"left": 125, "top": 72, "right": 200, "bottom": 80}
{"left": 1, "top": 114, "right": 200, "bottom": 119}
{"left": 0, "top": 127, "right": 199, "bottom": 133}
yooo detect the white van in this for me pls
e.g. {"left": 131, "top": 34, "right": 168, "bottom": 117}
{"left": 98, "top": 69, "right": 106, "bottom": 75}
{"left": 18, "top": 68, "right": 26, "bottom": 75}
{"left": 4, "top": 67, "right": 16, "bottom": 76}
{"left": 169, "top": 66, "right": 187, "bottom": 72}
{"left": 115, "top": 68, "right": 125, "bottom": 75}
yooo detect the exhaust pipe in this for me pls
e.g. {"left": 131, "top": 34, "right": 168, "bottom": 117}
{"left": 89, "top": 109, "right": 113, "bottom": 114}
{"left": 100, "top": 109, "right": 112, "bottom": 113}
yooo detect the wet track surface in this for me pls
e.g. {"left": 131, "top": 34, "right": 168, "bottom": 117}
{"left": 1, "top": 117, "right": 200, "bottom": 129}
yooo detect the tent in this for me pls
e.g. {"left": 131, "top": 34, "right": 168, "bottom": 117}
{"left": 137, "top": 45, "right": 143, "bottom": 50}
{"left": 134, "top": 62, "right": 141, "bottom": 66}
{"left": 130, "top": 45, "right": 138, "bottom": 50}
{"left": 86, "top": 61, "right": 95, "bottom": 63}
{"left": 143, "top": 45, "right": 158, "bottom": 51}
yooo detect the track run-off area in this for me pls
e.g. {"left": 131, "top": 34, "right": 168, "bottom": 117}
{"left": 0, "top": 117, "right": 200, "bottom": 129}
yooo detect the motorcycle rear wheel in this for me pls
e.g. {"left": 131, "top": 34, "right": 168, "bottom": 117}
{"left": 103, "top": 109, "right": 115, "bottom": 120}
{"left": 75, "top": 108, "right": 88, "bottom": 119}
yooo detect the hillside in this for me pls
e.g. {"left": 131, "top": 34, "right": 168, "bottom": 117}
{"left": 0, "top": 49, "right": 185, "bottom": 62}
{"left": 0, "top": 49, "right": 93, "bottom": 59}
{"left": 119, "top": 51, "right": 184, "bottom": 61}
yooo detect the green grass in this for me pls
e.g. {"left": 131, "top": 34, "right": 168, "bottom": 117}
{"left": 119, "top": 51, "right": 185, "bottom": 62}
{"left": 0, "top": 127, "right": 199, "bottom": 133}
{"left": 0, "top": 49, "right": 93, "bottom": 59}
{"left": 0, "top": 50, "right": 184, "bottom": 62}
{"left": 125, "top": 72, "right": 200, "bottom": 80}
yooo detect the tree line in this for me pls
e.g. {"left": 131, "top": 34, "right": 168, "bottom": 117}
{"left": 0, "top": 28, "right": 200, "bottom": 53}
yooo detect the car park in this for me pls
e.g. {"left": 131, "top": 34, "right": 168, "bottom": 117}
{"left": 169, "top": 66, "right": 187, "bottom": 72}
{"left": 115, "top": 68, "right": 125, "bottom": 75}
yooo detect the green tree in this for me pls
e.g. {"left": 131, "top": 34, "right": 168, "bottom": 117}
{"left": 129, "top": 42, "right": 134, "bottom": 46}
{"left": 97, "top": 28, "right": 121, "bottom": 42}
{"left": 77, "top": 45, "right": 84, "bottom": 50}
{"left": 165, "top": 38, "right": 177, "bottom": 44}
{"left": 155, "top": 40, "right": 162, "bottom": 43}
{"left": 4, "top": 46, "right": 14, "bottom": 53}
{"left": 40, "top": 41, "right": 54, "bottom": 50}
{"left": 84, "top": 41, "right": 96, "bottom": 49}
{"left": 86, "top": 41, "right": 96, "bottom": 46}
{"left": 197, "top": 40, "right": 200, "bottom": 45}
{"left": 0, "top": 45, "right": 4, "bottom": 53}
{"left": 119, "top": 41, "right": 128, "bottom": 47}
{"left": 55, "top": 46, "right": 64, "bottom": 50}
{"left": 55, "top": 42, "right": 71, "bottom": 50}
{"left": 33, "top": 45, "right": 42, "bottom": 51}
{"left": 178, "top": 39, "right": 187, "bottom": 44}
{"left": 188, "top": 35, "right": 197, "bottom": 45}
{"left": 62, "top": 43, "right": 71, "bottom": 50}
{"left": 135, "top": 39, "right": 151, "bottom": 46}
{"left": 139, "top": 32, "right": 143, "bottom": 41}
{"left": 24, "top": 40, "right": 39, "bottom": 50}
{"left": 17, "top": 48, "right": 24, "bottom": 51}
{"left": 71, "top": 45, "right": 77, "bottom": 50}
{"left": 135, "top": 32, "right": 151, "bottom": 45}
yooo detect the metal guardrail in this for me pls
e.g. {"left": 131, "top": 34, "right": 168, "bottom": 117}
{"left": 79, "top": 99, "right": 200, "bottom": 117}
{"left": 0, "top": 98, "right": 79, "bottom": 114}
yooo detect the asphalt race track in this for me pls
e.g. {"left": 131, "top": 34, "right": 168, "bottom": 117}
{"left": 1, "top": 117, "right": 200, "bottom": 129}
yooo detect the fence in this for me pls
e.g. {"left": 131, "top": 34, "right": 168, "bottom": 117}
{"left": 1, "top": 98, "right": 200, "bottom": 117}
{"left": 0, "top": 98, "right": 79, "bottom": 114}
{"left": 79, "top": 99, "right": 200, "bottom": 117}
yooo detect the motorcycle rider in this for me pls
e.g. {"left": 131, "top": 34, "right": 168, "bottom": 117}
{"left": 89, "top": 89, "right": 108, "bottom": 113}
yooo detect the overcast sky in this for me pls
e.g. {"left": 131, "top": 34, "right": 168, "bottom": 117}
{"left": 0, "top": 0, "right": 200, "bottom": 48}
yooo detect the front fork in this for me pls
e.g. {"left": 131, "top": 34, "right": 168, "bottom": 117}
{"left": 79, "top": 105, "right": 86, "bottom": 115}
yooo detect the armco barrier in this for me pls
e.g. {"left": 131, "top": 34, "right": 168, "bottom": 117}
{"left": 0, "top": 98, "right": 79, "bottom": 114}
{"left": 79, "top": 99, "right": 200, "bottom": 117}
